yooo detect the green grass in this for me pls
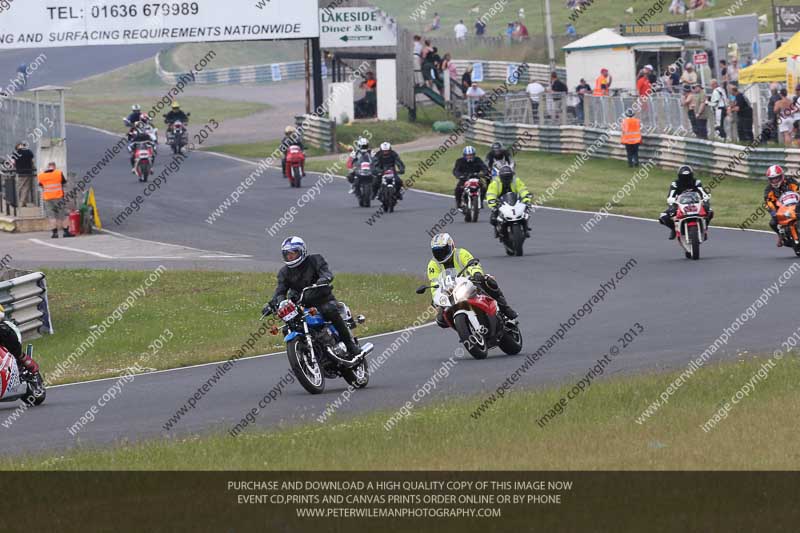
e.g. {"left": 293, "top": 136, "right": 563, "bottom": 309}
{"left": 203, "top": 142, "right": 327, "bottom": 160}
{"left": 64, "top": 58, "right": 270, "bottom": 133}
{"left": 335, "top": 107, "right": 451, "bottom": 149}
{"left": 161, "top": 42, "right": 304, "bottom": 72}
{"left": 306, "top": 144, "right": 772, "bottom": 231}
{"left": 32, "top": 270, "right": 429, "bottom": 385}
{"left": 7, "top": 354, "right": 798, "bottom": 470}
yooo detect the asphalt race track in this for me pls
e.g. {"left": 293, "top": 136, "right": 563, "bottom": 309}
{"left": 3, "top": 123, "right": 799, "bottom": 453}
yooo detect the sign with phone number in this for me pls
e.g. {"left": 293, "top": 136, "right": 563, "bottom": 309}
{"left": 0, "top": 0, "right": 319, "bottom": 49}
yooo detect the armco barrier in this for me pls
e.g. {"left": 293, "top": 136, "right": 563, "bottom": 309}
{"left": 156, "top": 53, "right": 322, "bottom": 85}
{"left": 466, "top": 119, "right": 800, "bottom": 181}
{"left": 0, "top": 270, "right": 53, "bottom": 341}
{"left": 294, "top": 114, "right": 336, "bottom": 154}
{"left": 450, "top": 60, "right": 566, "bottom": 85}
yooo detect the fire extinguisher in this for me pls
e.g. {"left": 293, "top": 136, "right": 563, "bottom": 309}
{"left": 68, "top": 210, "right": 81, "bottom": 236}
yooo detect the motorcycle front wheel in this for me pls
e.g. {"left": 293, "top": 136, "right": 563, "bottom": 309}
{"left": 499, "top": 322, "right": 523, "bottom": 355}
{"left": 687, "top": 224, "right": 700, "bottom": 260}
{"left": 453, "top": 314, "right": 488, "bottom": 360}
{"left": 287, "top": 338, "right": 325, "bottom": 394}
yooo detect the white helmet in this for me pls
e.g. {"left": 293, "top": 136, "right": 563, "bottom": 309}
{"left": 356, "top": 137, "right": 369, "bottom": 150}
{"left": 281, "top": 236, "right": 307, "bottom": 268}
{"left": 132, "top": 104, "right": 141, "bottom": 111}
{"left": 431, "top": 233, "right": 455, "bottom": 263}
{"left": 380, "top": 141, "right": 392, "bottom": 151}
{"left": 285, "top": 126, "right": 296, "bottom": 136}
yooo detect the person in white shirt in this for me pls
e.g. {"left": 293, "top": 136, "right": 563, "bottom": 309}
{"left": 454, "top": 20, "right": 468, "bottom": 40}
{"left": 466, "top": 82, "right": 486, "bottom": 116}
{"left": 709, "top": 78, "right": 728, "bottom": 139}
{"left": 526, "top": 80, "right": 545, "bottom": 119}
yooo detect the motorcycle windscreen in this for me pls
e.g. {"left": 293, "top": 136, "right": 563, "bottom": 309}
{"left": 500, "top": 192, "right": 519, "bottom": 205}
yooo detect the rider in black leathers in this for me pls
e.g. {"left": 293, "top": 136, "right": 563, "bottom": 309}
{"left": 266, "top": 237, "right": 364, "bottom": 363}
{"left": 127, "top": 123, "right": 153, "bottom": 169}
{"left": 658, "top": 165, "right": 713, "bottom": 240}
{"left": 372, "top": 142, "right": 405, "bottom": 200}
{"left": 452, "top": 145, "right": 489, "bottom": 207}
{"left": 485, "top": 142, "right": 515, "bottom": 171}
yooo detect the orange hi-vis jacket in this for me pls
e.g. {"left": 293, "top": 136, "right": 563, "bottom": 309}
{"left": 621, "top": 117, "right": 642, "bottom": 145}
{"left": 593, "top": 75, "right": 609, "bottom": 96}
{"left": 38, "top": 169, "right": 65, "bottom": 200}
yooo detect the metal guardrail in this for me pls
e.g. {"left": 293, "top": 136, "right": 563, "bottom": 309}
{"left": 466, "top": 119, "right": 798, "bottom": 182}
{"left": 0, "top": 270, "right": 53, "bottom": 341}
{"left": 155, "top": 54, "right": 324, "bottom": 85}
{"left": 294, "top": 114, "right": 336, "bottom": 154}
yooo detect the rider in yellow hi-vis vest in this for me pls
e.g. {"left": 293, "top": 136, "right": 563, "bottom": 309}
{"left": 426, "top": 233, "right": 518, "bottom": 327}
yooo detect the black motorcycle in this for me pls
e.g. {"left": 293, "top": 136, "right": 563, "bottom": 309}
{"left": 354, "top": 160, "right": 376, "bottom": 208}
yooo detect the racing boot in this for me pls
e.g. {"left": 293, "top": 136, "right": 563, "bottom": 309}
{"left": 668, "top": 229, "right": 676, "bottom": 240}
{"left": 17, "top": 353, "right": 44, "bottom": 397}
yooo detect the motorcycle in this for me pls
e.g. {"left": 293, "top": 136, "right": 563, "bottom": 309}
{"left": 672, "top": 191, "right": 708, "bottom": 260}
{"left": 131, "top": 141, "right": 155, "bottom": 182}
{"left": 494, "top": 192, "right": 530, "bottom": 256}
{"left": 775, "top": 190, "right": 800, "bottom": 256}
{"left": 379, "top": 169, "right": 398, "bottom": 213}
{"left": 416, "top": 259, "right": 523, "bottom": 360}
{"left": 264, "top": 284, "right": 374, "bottom": 394}
{"left": 167, "top": 120, "right": 187, "bottom": 155}
{"left": 285, "top": 144, "right": 305, "bottom": 188}
{"left": 124, "top": 117, "right": 159, "bottom": 146}
{"left": 0, "top": 343, "right": 46, "bottom": 407}
{"left": 354, "top": 160, "right": 375, "bottom": 208}
{"left": 461, "top": 173, "right": 484, "bottom": 223}
{"left": 491, "top": 160, "right": 515, "bottom": 178}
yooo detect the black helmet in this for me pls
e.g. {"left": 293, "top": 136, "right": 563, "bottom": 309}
{"left": 499, "top": 165, "right": 514, "bottom": 186}
{"left": 491, "top": 142, "right": 503, "bottom": 154}
{"left": 677, "top": 165, "right": 694, "bottom": 187}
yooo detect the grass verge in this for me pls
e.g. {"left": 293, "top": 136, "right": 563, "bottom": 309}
{"left": 64, "top": 58, "right": 270, "bottom": 133}
{"left": 305, "top": 145, "right": 772, "bottom": 231}
{"left": 162, "top": 42, "right": 304, "bottom": 71}
{"left": 6, "top": 355, "right": 798, "bottom": 470}
{"left": 32, "top": 269, "right": 429, "bottom": 385}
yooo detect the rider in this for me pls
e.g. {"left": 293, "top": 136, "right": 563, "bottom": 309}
{"left": 487, "top": 165, "right": 532, "bottom": 235}
{"left": 127, "top": 121, "right": 153, "bottom": 172}
{"left": 764, "top": 164, "right": 800, "bottom": 247}
{"left": 427, "top": 233, "right": 518, "bottom": 327}
{"left": 485, "top": 142, "right": 514, "bottom": 174}
{"left": 0, "top": 304, "right": 44, "bottom": 396}
{"left": 279, "top": 126, "right": 306, "bottom": 178}
{"left": 163, "top": 101, "right": 189, "bottom": 129}
{"left": 452, "top": 146, "right": 489, "bottom": 208}
{"left": 347, "top": 137, "right": 374, "bottom": 194}
{"left": 126, "top": 104, "right": 143, "bottom": 125}
{"left": 658, "top": 165, "right": 713, "bottom": 240}
{"left": 372, "top": 141, "right": 405, "bottom": 200}
{"left": 266, "top": 237, "right": 365, "bottom": 364}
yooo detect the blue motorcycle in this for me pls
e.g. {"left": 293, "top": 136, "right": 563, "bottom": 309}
{"left": 264, "top": 284, "right": 373, "bottom": 394}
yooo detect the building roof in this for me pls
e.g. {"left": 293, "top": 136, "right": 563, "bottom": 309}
{"left": 563, "top": 28, "right": 684, "bottom": 52}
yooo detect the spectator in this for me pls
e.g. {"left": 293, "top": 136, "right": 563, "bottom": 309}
{"left": 669, "top": 0, "right": 686, "bottom": 14}
{"left": 659, "top": 67, "right": 673, "bottom": 94}
{"left": 461, "top": 65, "right": 473, "bottom": 93}
{"left": 466, "top": 82, "right": 486, "bottom": 117}
{"left": 505, "top": 23, "right": 514, "bottom": 45}
{"left": 669, "top": 63, "right": 682, "bottom": 92}
{"left": 729, "top": 58, "right": 739, "bottom": 84}
{"left": 431, "top": 12, "right": 441, "bottom": 31}
{"left": 454, "top": 20, "right": 468, "bottom": 41}
{"left": 593, "top": 68, "right": 611, "bottom": 96}
{"left": 709, "top": 79, "right": 728, "bottom": 139}
{"left": 719, "top": 59, "right": 729, "bottom": 87}
{"left": 768, "top": 83, "right": 782, "bottom": 143}
{"left": 727, "top": 89, "right": 738, "bottom": 142}
{"left": 683, "top": 85, "right": 697, "bottom": 133}
{"left": 636, "top": 69, "right": 652, "bottom": 98}
{"left": 16, "top": 63, "right": 27, "bottom": 89}
{"left": 37, "top": 161, "right": 74, "bottom": 239}
{"left": 515, "top": 21, "right": 529, "bottom": 41}
{"left": 775, "top": 88, "right": 794, "bottom": 145}
{"left": 413, "top": 35, "right": 423, "bottom": 87}
{"left": 679, "top": 63, "right": 697, "bottom": 91}
{"left": 12, "top": 142, "right": 35, "bottom": 207}
{"left": 575, "top": 78, "right": 591, "bottom": 122}
{"left": 550, "top": 72, "right": 568, "bottom": 121}
{"left": 475, "top": 19, "right": 486, "bottom": 36}
{"left": 620, "top": 110, "right": 642, "bottom": 167}
{"left": 526, "top": 79, "right": 545, "bottom": 118}
{"left": 441, "top": 53, "right": 457, "bottom": 81}
{"left": 645, "top": 64, "right": 657, "bottom": 84}
{"left": 565, "top": 23, "right": 577, "bottom": 37}
{"left": 421, "top": 47, "right": 435, "bottom": 89}
{"left": 729, "top": 85, "right": 753, "bottom": 141}
{"left": 690, "top": 84, "right": 709, "bottom": 139}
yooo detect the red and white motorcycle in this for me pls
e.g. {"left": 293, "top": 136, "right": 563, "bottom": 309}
{"left": 672, "top": 191, "right": 708, "bottom": 260}
{"left": 416, "top": 259, "right": 522, "bottom": 359}
{"left": 0, "top": 342, "right": 46, "bottom": 407}
{"left": 461, "top": 173, "right": 484, "bottom": 223}
{"left": 132, "top": 141, "right": 155, "bottom": 183}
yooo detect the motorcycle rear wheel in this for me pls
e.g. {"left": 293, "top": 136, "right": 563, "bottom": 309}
{"left": 453, "top": 314, "right": 488, "bottom": 359}
{"left": 287, "top": 339, "right": 325, "bottom": 394}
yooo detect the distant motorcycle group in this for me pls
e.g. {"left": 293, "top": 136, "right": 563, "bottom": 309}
{"left": 124, "top": 102, "right": 190, "bottom": 182}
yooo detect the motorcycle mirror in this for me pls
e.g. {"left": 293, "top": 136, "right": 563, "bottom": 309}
{"left": 415, "top": 285, "right": 428, "bottom": 294}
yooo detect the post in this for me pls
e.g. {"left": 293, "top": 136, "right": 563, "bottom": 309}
{"left": 544, "top": 0, "right": 556, "bottom": 72}
{"left": 311, "top": 38, "right": 324, "bottom": 114}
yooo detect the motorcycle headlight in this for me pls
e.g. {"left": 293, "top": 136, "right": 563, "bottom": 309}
{"left": 452, "top": 279, "right": 477, "bottom": 303}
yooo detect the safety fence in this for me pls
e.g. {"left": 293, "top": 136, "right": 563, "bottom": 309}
{"left": 0, "top": 95, "right": 62, "bottom": 171}
{"left": 466, "top": 119, "right": 800, "bottom": 181}
{"left": 0, "top": 270, "right": 53, "bottom": 341}
{"left": 294, "top": 114, "right": 336, "bottom": 153}
{"left": 451, "top": 60, "right": 566, "bottom": 85}
{"left": 155, "top": 54, "right": 325, "bottom": 85}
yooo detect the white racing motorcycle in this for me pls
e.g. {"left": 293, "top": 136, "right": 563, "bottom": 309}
{"left": 0, "top": 333, "right": 46, "bottom": 407}
{"left": 494, "top": 192, "right": 531, "bottom": 256}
